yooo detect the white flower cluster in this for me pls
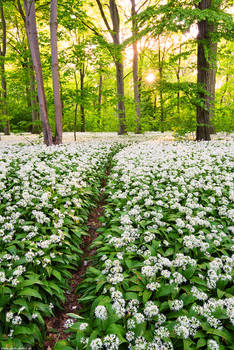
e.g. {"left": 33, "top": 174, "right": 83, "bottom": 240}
{"left": 0, "top": 141, "right": 118, "bottom": 340}
{"left": 90, "top": 334, "right": 120, "bottom": 350}
{"left": 64, "top": 318, "right": 74, "bottom": 329}
{"left": 86, "top": 141, "right": 233, "bottom": 349}
{"left": 174, "top": 316, "right": 200, "bottom": 338}
{"left": 94, "top": 305, "right": 108, "bottom": 320}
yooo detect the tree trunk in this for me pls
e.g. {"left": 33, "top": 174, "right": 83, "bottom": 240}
{"left": 96, "top": 0, "right": 127, "bottom": 134}
{"left": 196, "top": 0, "right": 217, "bottom": 141}
{"left": 220, "top": 74, "right": 229, "bottom": 105}
{"left": 16, "top": 0, "right": 39, "bottom": 134}
{"left": 115, "top": 60, "right": 126, "bottom": 135}
{"left": 131, "top": 0, "right": 141, "bottom": 134}
{"left": 176, "top": 45, "right": 182, "bottom": 119}
{"left": 0, "top": 1, "right": 10, "bottom": 135}
{"left": 158, "top": 45, "right": 164, "bottom": 133}
{"left": 30, "top": 66, "right": 40, "bottom": 133}
{"left": 97, "top": 72, "right": 103, "bottom": 127}
{"left": 80, "top": 65, "right": 85, "bottom": 133}
{"left": 50, "top": 0, "right": 62, "bottom": 144}
{"left": 23, "top": 0, "right": 53, "bottom": 146}
{"left": 110, "top": 0, "right": 127, "bottom": 135}
{"left": 74, "top": 72, "right": 78, "bottom": 141}
{"left": 138, "top": 53, "right": 144, "bottom": 101}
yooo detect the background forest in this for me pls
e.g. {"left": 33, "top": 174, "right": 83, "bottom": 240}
{"left": 0, "top": 0, "right": 233, "bottom": 141}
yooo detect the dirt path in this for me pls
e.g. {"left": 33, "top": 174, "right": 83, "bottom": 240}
{"left": 44, "top": 171, "right": 108, "bottom": 349}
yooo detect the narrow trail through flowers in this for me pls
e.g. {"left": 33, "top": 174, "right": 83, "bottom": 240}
{"left": 44, "top": 166, "right": 110, "bottom": 349}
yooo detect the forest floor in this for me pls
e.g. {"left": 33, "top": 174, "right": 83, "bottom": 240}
{"left": 0, "top": 137, "right": 233, "bottom": 350}
{"left": 0, "top": 131, "right": 233, "bottom": 145}
{"left": 44, "top": 163, "right": 110, "bottom": 349}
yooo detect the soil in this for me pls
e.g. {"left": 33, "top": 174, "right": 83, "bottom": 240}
{"left": 43, "top": 173, "right": 108, "bottom": 349}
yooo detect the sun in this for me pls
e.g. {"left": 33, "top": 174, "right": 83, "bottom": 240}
{"left": 146, "top": 73, "right": 156, "bottom": 83}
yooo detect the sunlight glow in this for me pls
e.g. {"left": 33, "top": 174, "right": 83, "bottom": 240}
{"left": 146, "top": 73, "right": 156, "bottom": 83}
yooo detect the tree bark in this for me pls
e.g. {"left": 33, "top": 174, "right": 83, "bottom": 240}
{"left": 158, "top": 43, "right": 164, "bottom": 132}
{"left": 176, "top": 44, "right": 182, "bottom": 119}
{"left": 30, "top": 66, "right": 40, "bottom": 133}
{"left": 196, "top": 0, "right": 217, "bottom": 141}
{"left": 80, "top": 64, "right": 85, "bottom": 132}
{"left": 97, "top": 72, "right": 103, "bottom": 127}
{"left": 0, "top": 1, "right": 10, "bottom": 135}
{"left": 131, "top": 0, "right": 141, "bottom": 134}
{"left": 110, "top": 0, "right": 127, "bottom": 134}
{"left": 115, "top": 60, "right": 126, "bottom": 135}
{"left": 16, "top": 0, "right": 39, "bottom": 134}
{"left": 96, "top": 0, "right": 127, "bottom": 134}
{"left": 74, "top": 72, "right": 78, "bottom": 141}
{"left": 50, "top": 0, "right": 62, "bottom": 144}
{"left": 23, "top": 0, "right": 53, "bottom": 145}
{"left": 220, "top": 74, "right": 229, "bottom": 105}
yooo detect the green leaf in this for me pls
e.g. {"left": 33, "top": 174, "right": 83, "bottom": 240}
{"left": 54, "top": 340, "right": 74, "bottom": 350}
{"left": 191, "top": 277, "right": 207, "bottom": 287}
{"left": 87, "top": 267, "right": 101, "bottom": 276}
{"left": 13, "top": 298, "right": 29, "bottom": 311}
{"left": 207, "top": 328, "right": 233, "bottom": 344}
{"left": 181, "top": 293, "right": 196, "bottom": 306}
{"left": 135, "top": 321, "right": 146, "bottom": 337}
{"left": 125, "top": 292, "right": 139, "bottom": 300}
{"left": 18, "top": 278, "right": 43, "bottom": 289}
{"left": 143, "top": 290, "right": 152, "bottom": 303}
{"left": 217, "top": 289, "right": 225, "bottom": 298}
{"left": 127, "top": 285, "right": 143, "bottom": 292}
{"left": 183, "top": 266, "right": 196, "bottom": 279}
{"left": 183, "top": 339, "right": 194, "bottom": 349}
{"left": 30, "top": 323, "right": 43, "bottom": 343}
{"left": 66, "top": 313, "right": 84, "bottom": 319}
{"left": 164, "top": 247, "right": 174, "bottom": 256}
{"left": 107, "top": 324, "right": 126, "bottom": 344}
{"left": 52, "top": 270, "right": 62, "bottom": 281}
{"left": 18, "top": 288, "right": 42, "bottom": 300}
{"left": 78, "top": 295, "right": 96, "bottom": 302}
{"left": 14, "top": 326, "right": 33, "bottom": 336}
{"left": 107, "top": 323, "right": 125, "bottom": 336}
{"left": 157, "top": 284, "right": 175, "bottom": 297}
{"left": 197, "top": 338, "right": 206, "bottom": 348}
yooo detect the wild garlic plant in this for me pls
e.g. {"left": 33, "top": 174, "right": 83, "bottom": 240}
{"left": 0, "top": 141, "right": 120, "bottom": 348}
{"left": 67, "top": 141, "right": 234, "bottom": 350}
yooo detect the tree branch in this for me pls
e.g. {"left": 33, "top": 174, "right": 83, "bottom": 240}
{"left": 95, "top": 0, "right": 112, "bottom": 33}
{"left": 16, "top": 0, "right": 26, "bottom": 22}
{"left": 0, "top": 1, "right": 6, "bottom": 56}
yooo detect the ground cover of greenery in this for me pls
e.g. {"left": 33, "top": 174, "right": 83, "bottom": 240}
{"left": 62, "top": 141, "right": 234, "bottom": 350}
{"left": 0, "top": 141, "right": 122, "bottom": 348}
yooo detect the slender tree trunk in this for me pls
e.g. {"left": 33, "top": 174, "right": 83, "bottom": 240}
{"left": 131, "top": 0, "right": 141, "bottom": 134}
{"left": 59, "top": 80, "right": 64, "bottom": 118}
{"left": 115, "top": 60, "right": 126, "bottom": 135}
{"left": 96, "top": 0, "right": 127, "bottom": 134}
{"left": 153, "top": 96, "right": 157, "bottom": 116}
{"left": 220, "top": 75, "right": 229, "bottom": 105}
{"left": 25, "top": 78, "right": 31, "bottom": 109}
{"left": 196, "top": 0, "right": 217, "bottom": 141}
{"left": 158, "top": 45, "right": 164, "bottom": 132}
{"left": 176, "top": 45, "right": 182, "bottom": 118}
{"left": 74, "top": 72, "right": 78, "bottom": 141}
{"left": 97, "top": 72, "right": 103, "bottom": 127}
{"left": 138, "top": 53, "right": 144, "bottom": 101}
{"left": 110, "top": 0, "right": 127, "bottom": 135}
{"left": 0, "top": 2, "right": 10, "bottom": 135}
{"left": 50, "top": 0, "right": 62, "bottom": 144}
{"left": 30, "top": 66, "right": 40, "bottom": 133}
{"left": 23, "top": 0, "right": 52, "bottom": 146}
{"left": 16, "top": 1, "right": 39, "bottom": 134}
{"left": 80, "top": 65, "right": 85, "bottom": 132}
